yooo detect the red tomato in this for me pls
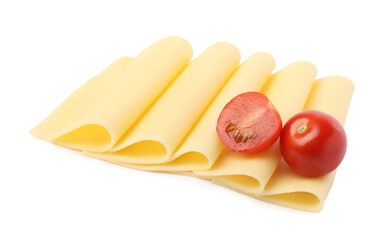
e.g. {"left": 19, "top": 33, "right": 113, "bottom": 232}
{"left": 280, "top": 110, "right": 347, "bottom": 178}
{"left": 216, "top": 92, "right": 282, "bottom": 153}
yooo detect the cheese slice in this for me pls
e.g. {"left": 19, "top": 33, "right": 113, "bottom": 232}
{"left": 194, "top": 62, "right": 317, "bottom": 194}
{"left": 257, "top": 76, "right": 354, "bottom": 212}
{"left": 102, "top": 53, "right": 276, "bottom": 171}
{"left": 84, "top": 42, "right": 240, "bottom": 164}
{"left": 31, "top": 38, "right": 354, "bottom": 212}
{"left": 30, "top": 36, "right": 193, "bottom": 152}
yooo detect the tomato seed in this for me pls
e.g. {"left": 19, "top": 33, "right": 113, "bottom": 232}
{"left": 225, "top": 122, "right": 236, "bottom": 133}
{"left": 234, "top": 131, "right": 243, "bottom": 143}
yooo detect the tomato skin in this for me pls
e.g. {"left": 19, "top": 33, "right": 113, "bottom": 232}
{"left": 216, "top": 92, "right": 282, "bottom": 153}
{"left": 280, "top": 110, "right": 347, "bottom": 178}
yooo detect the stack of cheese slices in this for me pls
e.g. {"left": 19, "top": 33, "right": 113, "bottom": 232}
{"left": 31, "top": 36, "right": 354, "bottom": 212}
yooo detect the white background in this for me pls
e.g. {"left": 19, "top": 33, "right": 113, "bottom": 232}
{"left": 1, "top": 0, "right": 383, "bottom": 239}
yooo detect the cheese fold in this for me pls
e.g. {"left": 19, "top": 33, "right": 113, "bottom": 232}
{"left": 257, "top": 76, "right": 354, "bottom": 212}
{"left": 85, "top": 42, "right": 240, "bottom": 164}
{"left": 31, "top": 36, "right": 193, "bottom": 152}
{"left": 102, "top": 53, "right": 275, "bottom": 171}
{"left": 194, "top": 62, "right": 317, "bottom": 194}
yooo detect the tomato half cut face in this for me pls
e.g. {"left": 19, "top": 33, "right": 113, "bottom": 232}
{"left": 216, "top": 92, "right": 282, "bottom": 153}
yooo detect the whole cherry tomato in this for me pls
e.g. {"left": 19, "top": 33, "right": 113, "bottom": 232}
{"left": 280, "top": 110, "right": 347, "bottom": 178}
{"left": 216, "top": 92, "right": 282, "bottom": 153}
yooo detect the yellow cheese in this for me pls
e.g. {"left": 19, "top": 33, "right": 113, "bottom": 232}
{"left": 102, "top": 53, "right": 275, "bottom": 171}
{"left": 257, "top": 76, "right": 354, "bottom": 212}
{"left": 30, "top": 36, "right": 193, "bottom": 152}
{"left": 31, "top": 38, "right": 354, "bottom": 212}
{"left": 84, "top": 42, "right": 240, "bottom": 164}
{"left": 194, "top": 62, "right": 317, "bottom": 194}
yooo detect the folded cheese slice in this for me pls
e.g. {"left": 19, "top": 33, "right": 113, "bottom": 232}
{"left": 101, "top": 53, "right": 276, "bottom": 171}
{"left": 85, "top": 42, "right": 240, "bottom": 164}
{"left": 30, "top": 36, "right": 193, "bottom": 152}
{"left": 257, "top": 76, "right": 354, "bottom": 212}
{"left": 194, "top": 61, "right": 317, "bottom": 194}
{"left": 31, "top": 38, "right": 354, "bottom": 212}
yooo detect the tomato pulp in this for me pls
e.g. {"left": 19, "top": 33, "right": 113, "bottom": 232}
{"left": 216, "top": 92, "right": 282, "bottom": 153}
{"left": 280, "top": 110, "right": 347, "bottom": 178}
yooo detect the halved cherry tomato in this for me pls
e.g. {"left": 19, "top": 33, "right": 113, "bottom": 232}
{"left": 280, "top": 110, "right": 347, "bottom": 178}
{"left": 216, "top": 92, "right": 282, "bottom": 153}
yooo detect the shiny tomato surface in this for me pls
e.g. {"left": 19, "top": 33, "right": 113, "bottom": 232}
{"left": 216, "top": 92, "right": 282, "bottom": 153}
{"left": 280, "top": 110, "right": 347, "bottom": 178}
